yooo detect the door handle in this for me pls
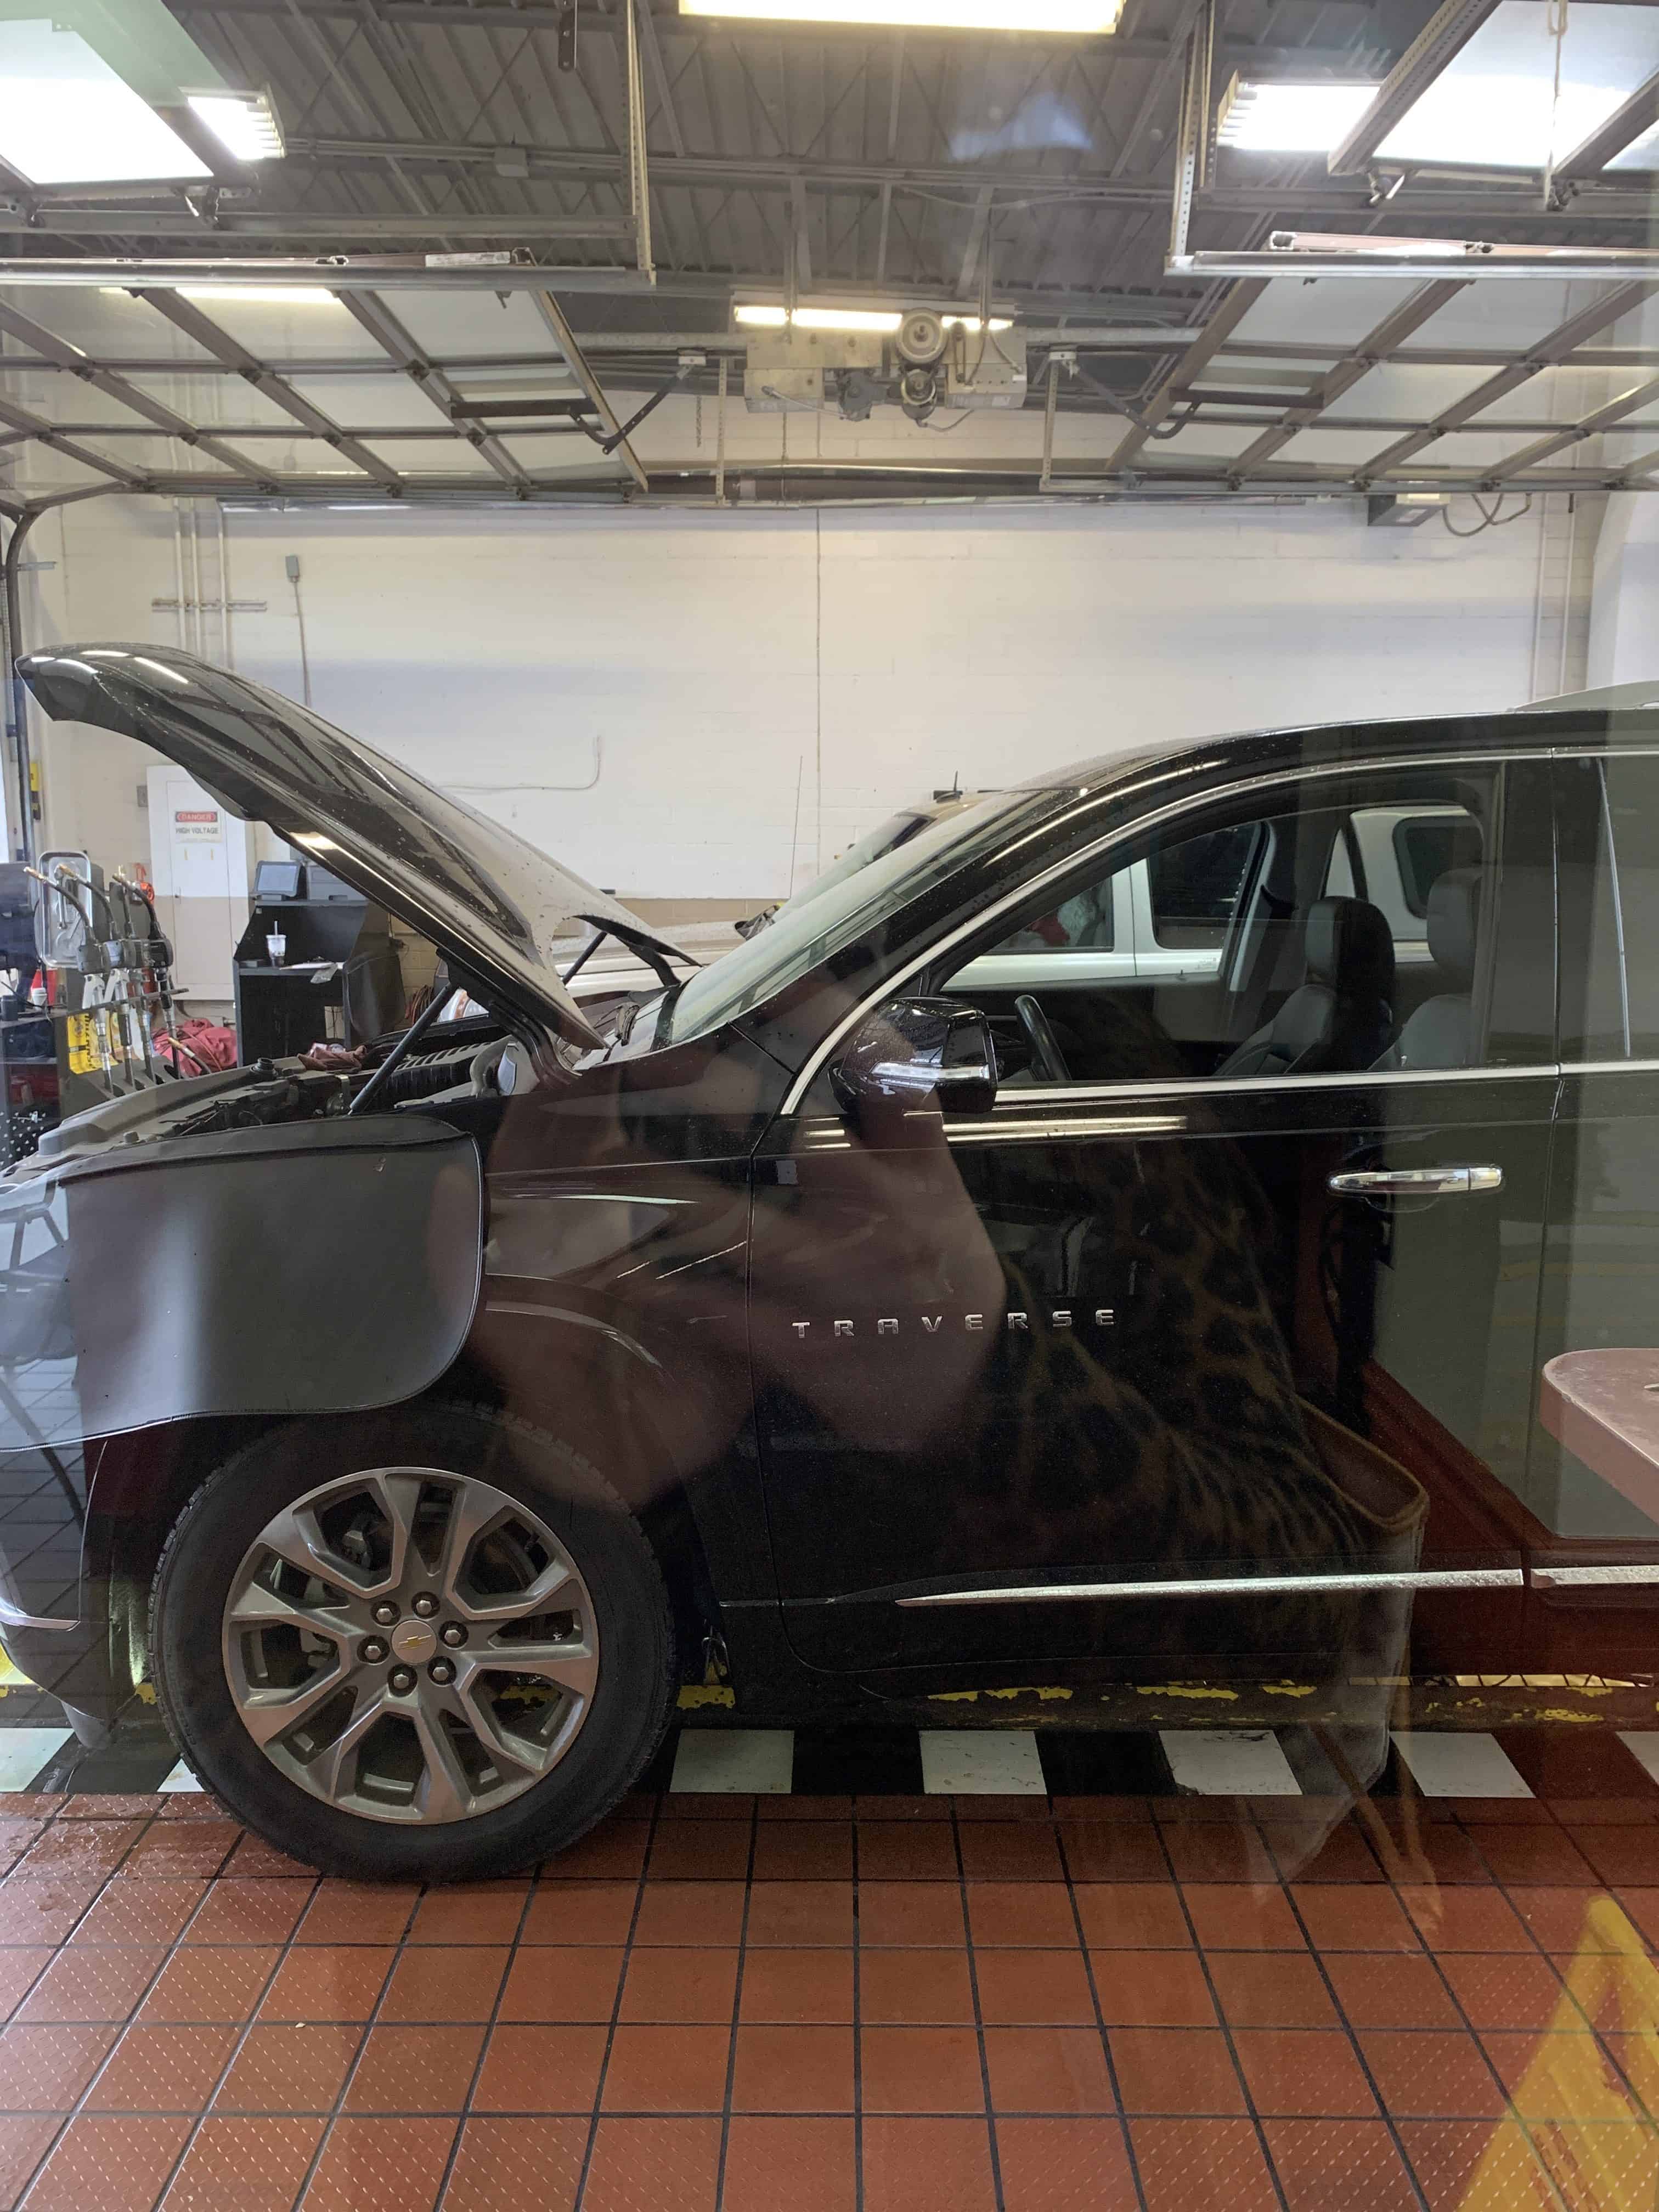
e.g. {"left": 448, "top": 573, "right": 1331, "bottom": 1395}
{"left": 1328, "top": 1165, "right": 1503, "bottom": 1197}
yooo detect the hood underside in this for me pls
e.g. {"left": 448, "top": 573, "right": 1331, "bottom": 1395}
{"left": 20, "top": 645, "right": 693, "bottom": 1051}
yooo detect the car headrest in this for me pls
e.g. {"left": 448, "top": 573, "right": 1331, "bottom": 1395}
{"left": 1304, "top": 895, "right": 1395, "bottom": 1000}
{"left": 1426, "top": 865, "right": 1481, "bottom": 990}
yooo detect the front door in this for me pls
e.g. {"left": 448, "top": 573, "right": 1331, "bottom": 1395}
{"left": 749, "top": 755, "right": 1556, "bottom": 1692}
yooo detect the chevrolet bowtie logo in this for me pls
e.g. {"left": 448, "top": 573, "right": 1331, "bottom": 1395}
{"left": 789, "top": 1308, "right": 1115, "bottom": 1339}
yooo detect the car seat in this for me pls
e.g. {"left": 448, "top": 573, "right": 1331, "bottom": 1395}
{"left": 1378, "top": 865, "right": 1480, "bottom": 1073}
{"left": 1216, "top": 896, "right": 1395, "bottom": 1080}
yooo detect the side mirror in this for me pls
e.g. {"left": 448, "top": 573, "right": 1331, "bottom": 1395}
{"left": 830, "top": 997, "right": 998, "bottom": 1128}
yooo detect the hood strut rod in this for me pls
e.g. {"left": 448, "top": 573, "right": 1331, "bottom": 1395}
{"left": 347, "top": 986, "right": 453, "bottom": 1117}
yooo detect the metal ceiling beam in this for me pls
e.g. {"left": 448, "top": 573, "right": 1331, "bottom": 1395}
{"left": 174, "top": 1, "right": 1385, "bottom": 72}
{"left": 92, "top": 458, "right": 1659, "bottom": 501}
{"left": 1106, "top": 279, "right": 1268, "bottom": 470}
{"left": 1226, "top": 278, "right": 1468, "bottom": 479}
{"left": 1484, "top": 374, "right": 1659, "bottom": 475}
{"left": 0, "top": 256, "right": 1188, "bottom": 321}
{"left": 1558, "top": 71, "right": 1659, "bottom": 179}
{"left": 136, "top": 290, "right": 409, "bottom": 489}
{"left": 0, "top": 392, "right": 154, "bottom": 488}
{"left": 280, "top": 132, "right": 1659, "bottom": 223}
{"left": 1173, "top": 239, "right": 1659, "bottom": 281}
{"left": 1327, "top": 0, "right": 1503, "bottom": 177}
{"left": 0, "top": 302, "right": 278, "bottom": 483}
{"left": 531, "top": 290, "right": 649, "bottom": 492}
{"left": 340, "top": 291, "right": 532, "bottom": 493}
{"left": 0, "top": 209, "right": 631, "bottom": 241}
{"left": 1358, "top": 280, "right": 1655, "bottom": 481}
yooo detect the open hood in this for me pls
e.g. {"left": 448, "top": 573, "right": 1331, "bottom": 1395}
{"left": 19, "top": 645, "right": 693, "bottom": 1052}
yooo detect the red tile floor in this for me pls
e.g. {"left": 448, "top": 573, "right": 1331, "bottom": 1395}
{"left": 0, "top": 1781, "right": 1657, "bottom": 2210}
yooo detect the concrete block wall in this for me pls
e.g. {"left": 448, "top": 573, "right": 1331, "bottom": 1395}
{"left": 26, "top": 490, "right": 1552, "bottom": 905}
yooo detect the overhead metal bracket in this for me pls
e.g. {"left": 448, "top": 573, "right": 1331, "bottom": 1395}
{"left": 1168, "top": 0, "right": 1216, "bottom": 266}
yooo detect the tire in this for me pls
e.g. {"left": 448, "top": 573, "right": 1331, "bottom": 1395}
{"left": 151, "top": 1402, "right": 675, "bottom": 1882}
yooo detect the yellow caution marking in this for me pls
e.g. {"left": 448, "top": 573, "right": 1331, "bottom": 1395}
{"left": 1458, "top": 1898, "right": 1659, "bottom": 2212}
{"left": 1137, "top": 1683, "right": 1240, "bottom": 1701}
{"left": 677, "top": 1685, "right": 736, "bottom": 1711}
{"left": 0, "top": 1651, "right": 31, "bottom": 1689}
{"left": 1261, "top": 1683, "right": 1316, "bottom": 1699}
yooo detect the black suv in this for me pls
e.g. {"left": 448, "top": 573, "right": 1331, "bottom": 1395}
{"left": 1, "top": 645, "right": 1654, "bottom": 1879}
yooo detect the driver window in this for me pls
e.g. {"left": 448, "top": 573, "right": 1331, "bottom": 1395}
{"left": 941, "top": 770, "right": 1500, "bottom": 1090}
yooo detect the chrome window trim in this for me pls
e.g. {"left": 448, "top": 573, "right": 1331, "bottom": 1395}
{"left": 1559, "top": 1059, "right": 1659, "bottom": 1075}
{"left": 781, "top": 744, "right": 1647, "bottom": 1119}
{"left": 1530, "top": 1564, "right": 1659, "bottom": 1587}
{"left": 896, "top": 1567, "right": 1525, "bottom": 1607}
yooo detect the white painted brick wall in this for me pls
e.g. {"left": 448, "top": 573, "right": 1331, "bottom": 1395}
{"left": 31, "top": 492, "right": 1549, "bottom": 901}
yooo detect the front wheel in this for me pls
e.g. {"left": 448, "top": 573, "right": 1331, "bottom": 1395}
{"left": 151, "top": 1404, "right": 675, "bottom": 1881}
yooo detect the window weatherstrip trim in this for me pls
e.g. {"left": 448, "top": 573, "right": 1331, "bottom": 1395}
{"left": 895, "top": 1567, "right": 1525, "bottom": 1607}
{"left": 1530, "top": 1564, "right": 1659, "bottom": 1587}
{"left": 781, "top": 743, "right": 1643, "bottom": 1118}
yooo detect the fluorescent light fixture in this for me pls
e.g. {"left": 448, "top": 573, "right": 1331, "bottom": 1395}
{"left": 0, "top": 20, "right": 208, "bottom": 183}
{"left": 189, "top": 89, "right": 284, "bottom": 163}
{"left": 682, "top": 0, "right": 1120, "bottom": 29}
{"left": 795, "top": 307, "right": 904, "bottom": 332}
{"left": 177, "top": 285, "right": 337, "bottom": 305}
{"left": 1217, "top": 79, "right": 1380, "bottom": 154}
{"left": 737, "top": 303, "right": 1013, "bottom": 334}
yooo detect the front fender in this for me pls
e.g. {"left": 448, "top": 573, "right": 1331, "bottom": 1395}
{"left": 0, "top": 1115, "right": 482, "bottom": 1453}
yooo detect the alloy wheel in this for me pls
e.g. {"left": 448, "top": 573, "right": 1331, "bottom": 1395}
{"left": 221, "top": 1466, "right": 599, "bottom": 1824}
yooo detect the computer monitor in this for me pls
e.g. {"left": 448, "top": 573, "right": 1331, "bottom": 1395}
{"left": 253, "top": 859, "right": 302, "bottom": 901}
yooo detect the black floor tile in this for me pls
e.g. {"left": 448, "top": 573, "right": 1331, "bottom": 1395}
{"left": 1037, "top": 1729, "right": 1173, "bottom": 1795}
{"left": 792, "top": 1723, "right": 926, "bottom": 1796}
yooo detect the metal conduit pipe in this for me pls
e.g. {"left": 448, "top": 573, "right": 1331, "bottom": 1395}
{"left": 2, "top": 508, "right": 38, "bottom": 865}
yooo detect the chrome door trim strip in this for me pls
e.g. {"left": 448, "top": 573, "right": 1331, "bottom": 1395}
{"left": 1560, "top": 1059, "right": 1659, "bottom": 1075}
{"left": 895, "top": 1567, "right": 1525, "bottom": 1607}
{"left": 779, "top": 744, "right": 1607, "bottom": 1118}
{"left": 949, "top": 1113, "right": 1188, "bottom": 1147}
{"left": 983, "top": 1065, "right": 1560, "bottom": 1105}
{"left": 1530, "top": 1564, "right": 1659, "bottom": 1587}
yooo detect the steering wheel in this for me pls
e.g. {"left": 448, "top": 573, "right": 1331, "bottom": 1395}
{"left": 1014, "top": 992, "right": 1071, "bottom": 1084}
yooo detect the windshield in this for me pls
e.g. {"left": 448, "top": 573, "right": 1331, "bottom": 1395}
{"left": 665, "top": 789, "right": 1030, "bottom": 1042}
{"left": 777, "top": 809, "right": 932, "bottom": 916}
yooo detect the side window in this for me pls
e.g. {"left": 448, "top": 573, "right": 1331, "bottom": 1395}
{"left": 987, "top": 876, "right": 1117, "bottom": 955}
{"left": 943, "top": 768, "right": 1504, "bottom": 1088}
{"left": 1147, "top": 825, "right": 1256, "bottom": 951}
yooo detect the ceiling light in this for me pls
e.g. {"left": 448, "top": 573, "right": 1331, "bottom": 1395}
{"left": 681, "top": 0, "right": 1120, "bottom": 30}
{"left": 0, "top": 21, "right": 208, "bottom": 184}
{"left": 794, "top": 307, "right": 904, "bottom": 333}
{"left": 736, "top": 303, "right": 1014, "bottom": 334}
{"left": 1217, "top": 78, "right": 1380, "bottom": 154}
{"left": 188, "top": 89, "right": 284, "bottom": 163}
{"left": 177, "top": 285, "right": 337, "bottom": 305}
